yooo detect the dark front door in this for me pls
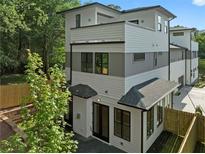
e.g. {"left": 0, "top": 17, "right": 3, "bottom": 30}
{"left": 93, "top": 102, "right": 109, "bottom": 142}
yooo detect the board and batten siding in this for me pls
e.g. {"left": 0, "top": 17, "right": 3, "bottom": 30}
{"left": 125, "top": 23, "right": 168, "bottom": 53}
{"left": 70, "top": 22, "right": 125, "bottom": 42}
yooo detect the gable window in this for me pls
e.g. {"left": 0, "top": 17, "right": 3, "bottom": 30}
{"left": 133, "top": 53, "right": 145, "bottom": 62}
{"left": 130, "top": 19, "right": 139, "bottom": 25}
{"left": 76, "top": 14, "right": 81, "bottom": 28}
{"left": 164, "top": 21, "right": 168, "bottom": 33}
{"left": 95, "top": 53, "right": 109, "bottom": 75}
{"left": 81, "top": 53, "right": 93, "bottom": 73}
{"left": 173, "top": 32, "right": 184, "bottom": 36}
{"left": 154, "top": 52, "right": 158, "bottom": 66}
{"left": 147, "top": 107, "right": 154, "bottom": 139}
{"left": 157, "top": 16, "right": 162, "bottom": 31}
{"left": 157, "top": 100, "right": 163, "bottom": 127}
{"left": 114, "top": 108, "right": 130, "bottom": 141}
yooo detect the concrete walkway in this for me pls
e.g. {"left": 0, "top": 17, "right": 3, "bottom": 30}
{"left": 74, "top": 134, "right": 125, "bottom": 153}
{"left": 173, "top": 86, "right": 205, "bottom": 115}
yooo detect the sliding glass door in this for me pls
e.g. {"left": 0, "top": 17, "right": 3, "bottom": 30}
{"left": 93, "top": 102, "right": 109, "bottom": 142}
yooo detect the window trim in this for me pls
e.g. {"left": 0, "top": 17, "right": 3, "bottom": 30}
{"left": 147, "top": 107, "right": 154, "bottom": 139}
{"left": 114, "top": 108, "right": 131, "bottom": 141}
{"left": 157, "top": 16, "right": 162, "bottom": 32}
{"left": 133, "top": 53, "right": 145, "bottom": 62}
{"left": 173, "top": 32, "right": 184, "bottom": 36}
{"left": 81, "top": 52, "right": 93, "bottom": 73}
{"left": 76, "top": 14, "right": 81, "bottom": 28}
{"left": 95, "top": 53, "right": 109, "bottom": 75}
{"left": 157, "top": 100, "right": 164, "bottom": 127}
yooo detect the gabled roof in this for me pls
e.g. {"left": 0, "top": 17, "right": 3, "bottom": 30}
{"left": 69, "top": 84, "right": 97, "bottom": 99}
{"left": 118, "top": 78, "right": 179, "bottom": 110}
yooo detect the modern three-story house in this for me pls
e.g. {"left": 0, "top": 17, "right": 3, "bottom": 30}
{"left": 58, "top": 2, "right": 187, "bottom": 152}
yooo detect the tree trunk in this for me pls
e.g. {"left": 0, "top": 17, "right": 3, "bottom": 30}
{"left": 42, "top": 35, "right": 49, "bottom": 77}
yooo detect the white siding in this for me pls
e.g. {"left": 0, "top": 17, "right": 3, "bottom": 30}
{"left": 170, "top": 30, "right": 191, "bottom": 50}
{"left": 191, "top": 41, "right": 199, "bottom": 51}
{"left": 170, "top": 60, "right": 186, "bottom": 84}
{"left": 125, "top": 23, "right": 168, "bottom": 53}
{"left": 191, "top": 58, "right": 199, "bottom": 83}
{"left": 70, "top": 22, "right": 125, "bottom": 42}
{"left": 92, "top": 96, "right": 142, "bottom": 153}
{"left": 72, "top": 71, "right": 125, "bottom": 99}
{"left": 125, "top": 66, "right": 168, "bottom": 93}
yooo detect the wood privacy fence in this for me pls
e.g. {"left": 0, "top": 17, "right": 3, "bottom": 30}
{"left": 164, "top": 108, "right": 205, "bottom": 153}
{"left": 0, "top": 84, "right": 30, "bottom": 109}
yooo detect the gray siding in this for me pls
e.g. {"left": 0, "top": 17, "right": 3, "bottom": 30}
{"left": 125, "top": 52, "right": 168, "bottom": 77}
{"left": 69, "top": 52, "right": 168, "bottom": 77}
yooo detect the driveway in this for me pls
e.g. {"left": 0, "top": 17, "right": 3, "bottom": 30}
{"left": 173, "top": 86, "right": 205, "bottom": 115}
{"left": 74, "top": 134, "right": 125, "bottom": 153}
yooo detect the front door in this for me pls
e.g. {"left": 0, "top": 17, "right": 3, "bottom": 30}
{"left": 93, "top": 102, "right": 109, "bottom": 142}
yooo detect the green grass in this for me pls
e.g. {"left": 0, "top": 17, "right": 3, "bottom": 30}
{"left": 0, "top": 74, "right": 26, "bottom": 85}
{"left": 195, "top": 58, "right": 205, "bottom": 88}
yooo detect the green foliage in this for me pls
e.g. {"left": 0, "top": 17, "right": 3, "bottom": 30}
{"left": 195, "top": 32, "right": 205, "bottom": 58}
{"left": 195, "top": 105, "right": 203, "bottom": 115}
{"left": 0, "top": 52, "right": 77, "bottom": 152}
{"left": 107, "top": 4, "right": 121, "bottom": 10}
{"left": 0, "top": 0, "right": 80, "bottom": 75}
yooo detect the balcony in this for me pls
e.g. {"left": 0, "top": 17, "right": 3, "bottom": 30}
{"left": 70, "top": 21, "right": 168, "bottom": 52}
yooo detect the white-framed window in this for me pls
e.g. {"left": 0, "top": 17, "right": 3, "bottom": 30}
{"left": 164, "top": 21, "right": 168, "bottom": 33}
{"left": 157, "top": 16, "right": 162, "bottom": 31}
{"left": 173, "top": 32, "right": 184, "bottom": 36}
{"left": 147, "top": 107, "right": 154, "bottom": 139}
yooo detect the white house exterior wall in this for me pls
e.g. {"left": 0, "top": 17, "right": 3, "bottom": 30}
{"left": 170, "top": 60, "right": 186, "bottom": 84}
{"left": 125, "top": 23, "right": 168, "bottom": 53}
{"left": 125, "top": 66, "right": 168, "bottom": 93}
{"left": 191, "top": 41, "right": 199, "bottom": 51}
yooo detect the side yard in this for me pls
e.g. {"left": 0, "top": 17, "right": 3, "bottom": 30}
{"left": 195, "top": 58, "right": 205, "bottom": 88}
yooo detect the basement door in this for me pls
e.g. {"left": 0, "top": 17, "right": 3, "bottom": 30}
{"left": 93, "top": 102, "right": 109, "bottom": 142}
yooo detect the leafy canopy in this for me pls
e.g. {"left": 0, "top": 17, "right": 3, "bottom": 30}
{"left": 0, "top": 52, "right": 77, "bottom": 153}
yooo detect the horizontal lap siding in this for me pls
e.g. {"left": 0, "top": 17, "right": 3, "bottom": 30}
{"left": 71, "top": 23, "right": 125, "bottom": 42}
{"left": 125, "top": 24, "right": 168, "bottom": 53}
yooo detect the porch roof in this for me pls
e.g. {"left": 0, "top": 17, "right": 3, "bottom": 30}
{"left": 69, "top": 84, "right": 97, "bottom": 99}
{"left": 118, "top": 78, "right": 179, "bottom": 110}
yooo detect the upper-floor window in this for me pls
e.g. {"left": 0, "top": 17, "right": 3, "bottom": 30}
{"left": 130, "top": 19, "right": 139, "bottom": 25}
{"left": 81, "top": 53, "right": 93, "bottom": 73}
{"left": 95, "top": 53, "right": 109, "bottom": 75}
{"left": 133, "top": 53, "right": 145, "bottom": 62}
{"left": 157, "top": 16, "right": 162, "bottom": 31}
{"left": 147, "top": 107, "right": 154, "bottom": 139}
{"left": 164, "top": 21, "right": 168, "bottom": 33}
{"left": 154, "top": 52, "right": 158, "bottom": 66}
{"left": 114, "top": 108, "right": 131, "bottom": 141}
{"left": 173, "top": 32, "right": 184, "bottom": 36}
{"left": 76, "top": 14, "right": 81, "bottom": 28}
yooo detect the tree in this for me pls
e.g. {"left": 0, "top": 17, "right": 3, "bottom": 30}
{"left": 107, "top": 4, "right": 121, "bottom": 10}
{"left": 0, "top": 52, "right": 77, "bottom": 152}
{"left": 195, "top": 32, "right": 205, "bottom": 58}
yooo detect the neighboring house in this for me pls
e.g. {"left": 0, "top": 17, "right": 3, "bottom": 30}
{"left": 58, "top": 2, "right": 183, "bottom": 152}
{"left": 170, "top": 27, "right": 199, "bottom": 85}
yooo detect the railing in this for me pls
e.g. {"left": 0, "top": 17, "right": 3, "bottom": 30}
{"left": 0, "top": 83, "right": 30, "bottom": 109}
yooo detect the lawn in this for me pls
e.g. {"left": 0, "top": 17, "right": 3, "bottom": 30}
{"left": 199, "top": 58, "right": 205, "bottom": 75}
{"left": 147, "top": 131, "right": 183, "bottom": 153}
{"left": 195, "top": 58, "right": 205, "bottom": 88}
{"left": 0, "top": 74, "right": 26, "bottom": 85}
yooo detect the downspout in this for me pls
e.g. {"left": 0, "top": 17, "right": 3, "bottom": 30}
{"left": 70, "top": 44, "right": 73, "bottom": 85}
{"left": 190, "top": 32, "right": 192, "bottom": 84}
{"left": 141, "top": 111, "right": 144, "bottom": 153}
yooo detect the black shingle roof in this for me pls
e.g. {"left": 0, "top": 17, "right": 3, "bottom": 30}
{"left": 118, "top": 78, "right": 179, "bottom": 110}
{"left": 69, "top": 84, "right": 97, "bottom": 99}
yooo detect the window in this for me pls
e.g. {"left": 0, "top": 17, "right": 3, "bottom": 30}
{"left": 114, "top": 108, "right": 130, "bottom": 141}
{"left": 133, "top": 53, "right": 145, "bottom": 61}
{"left": 81, "top": 53, "right": 93, "bottom": 73}
{"left": 173, "top": 32, "right": 184, "bottom": 36}
{"left": 76, "top": 14, "right": 81, "bottom": 28}
{"left": 164, "top": 21, "right": 168, "bottom": 33}
{"left": 130, "top": 19, "right": 139, "bottom": 24}
{"left": 154, "top": 52, "right": 158, "bottom": 66}
{"left": 95, "top": 53, "right": 109, "bottom": 75}
{"left": 157, "top": 100, "right": 163, "bottom": 127}
{"left": 147, "top": 107, "right": 154, "bottom": 139}
{"left": 157, "top": 16, "right": 162, "bottom": 31}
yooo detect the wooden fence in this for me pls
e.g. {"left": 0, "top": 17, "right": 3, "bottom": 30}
{"left": 0, "top": 84, "right": 30, "bottom": 109}
{"left": 164, "top": 108, "right": 194, "bottom": 137}
{"left": 164, "top": 108, "right": 205, "bottom": 153}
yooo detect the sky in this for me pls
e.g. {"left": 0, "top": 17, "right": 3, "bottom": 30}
{"left": 81, "top": 0, "right": 205, "bottom": 30}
